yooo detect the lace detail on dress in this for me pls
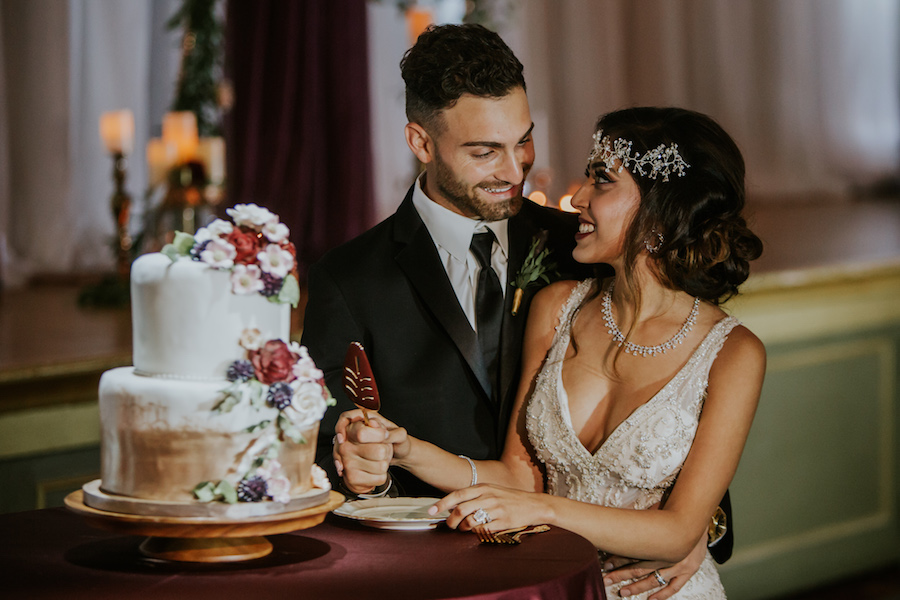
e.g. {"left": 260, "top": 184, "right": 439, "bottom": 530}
{"left": 525, "top": 279, "right": 735, "bottom": 599}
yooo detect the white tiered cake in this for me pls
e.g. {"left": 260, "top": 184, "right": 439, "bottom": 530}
{"left": 83, "top": 204, "right": 333, "bottom": 518}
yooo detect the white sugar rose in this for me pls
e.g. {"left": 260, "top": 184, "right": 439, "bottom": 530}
{"left": 290, "top": 380, "right": 328, "bottom": 429}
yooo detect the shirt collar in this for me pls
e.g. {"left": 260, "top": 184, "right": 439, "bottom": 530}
{"left": 411, "top": 173, "right": 509, "bottom": 262}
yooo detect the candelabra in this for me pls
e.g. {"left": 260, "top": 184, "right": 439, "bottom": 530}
{"left": 149, "top": 160, "right": 213, "bottom": 248}
{"left": 79, "top": 110, "right": 136, "bottom": 308}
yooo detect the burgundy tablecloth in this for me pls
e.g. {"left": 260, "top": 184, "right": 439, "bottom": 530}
{"left": 2, "top": 507, "right": 605, "bottom": 599}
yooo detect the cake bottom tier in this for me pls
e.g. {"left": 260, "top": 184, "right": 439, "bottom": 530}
{"left": 99, "top": 367, "right": 319, "bottom": 503}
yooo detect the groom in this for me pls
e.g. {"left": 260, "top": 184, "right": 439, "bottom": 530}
{"left": 301, "top": 23, "right": 731, "bottom": 593}
{"left": 302, "top": 23, "right": 588, "bottom": 500}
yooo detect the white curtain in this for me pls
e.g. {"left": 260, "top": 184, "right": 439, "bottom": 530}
{"left": 0, "top": 0, "right": 180, "bottom": 286}
{"left": 512, "top": 0, "right": 900, "bottom": 202}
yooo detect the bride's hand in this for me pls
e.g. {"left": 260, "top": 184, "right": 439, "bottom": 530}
{"left": 333, "top": 410, "right": 410, "bottom": 494}
{"left": 601, "top": 532, "right": 707, "bottom": 599}
{"left": 428, "top": 484, "right": 549, "bottom": 532}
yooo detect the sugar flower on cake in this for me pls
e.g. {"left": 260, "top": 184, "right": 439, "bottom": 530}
{"left": 161, "top": 202, "right": 300, "bottom": 307}
{"left": 228, "top": 203, "right": 278, "bottom": 229}
{"left": 252, "top": 459, "right": 292, "bottom": 504}
{"left": 310, "top": 464, "right": 331, "bottom": 491}
{"left": 239, "top": 327, "right": 263, "bottom": 351}
{"left": 199, "top": 238, "right": 237, "bottom": 269}
{"left": 231, "top": 264, "right": 265, "bottom": 295}
{"left": 194, "top": 330, "right": 335, "bottom": 504}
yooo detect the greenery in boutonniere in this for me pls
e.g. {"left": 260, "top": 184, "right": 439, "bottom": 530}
{"left": 510, "top": 230, "right": 558, "bottom": 316}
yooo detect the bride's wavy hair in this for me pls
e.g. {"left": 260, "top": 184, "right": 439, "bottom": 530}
{"left": 597, "top": 107, "right": 763, "bottom": 305}
{"left": 568, "top": 108, "right": 762, "bottom": 373}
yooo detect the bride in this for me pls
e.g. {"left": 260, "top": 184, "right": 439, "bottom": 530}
{"left": 338, "top": 107, "right": 765, "bottom": 599}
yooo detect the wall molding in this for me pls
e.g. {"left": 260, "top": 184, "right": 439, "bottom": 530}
{"left": 728, "top": 262, "right": 900, "bottom": 344}
{"left": 721, "top": 337, "right": 896, "bottom": 572}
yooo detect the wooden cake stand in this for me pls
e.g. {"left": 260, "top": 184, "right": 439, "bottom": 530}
{"left": 65, "top": 489, "right": 344, "bottom": 563}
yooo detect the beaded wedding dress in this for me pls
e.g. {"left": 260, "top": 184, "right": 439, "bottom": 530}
{"left": 525, "top": 279, "right": 737, "bottom": 599}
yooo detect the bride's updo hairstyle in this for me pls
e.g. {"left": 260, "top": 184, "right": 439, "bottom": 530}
{"left": 596, "top": 107, "right": 762, "bottom": 304}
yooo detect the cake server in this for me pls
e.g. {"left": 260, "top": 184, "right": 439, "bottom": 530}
{"left": 343, "top": 342, "right": 381, "bottom": 426}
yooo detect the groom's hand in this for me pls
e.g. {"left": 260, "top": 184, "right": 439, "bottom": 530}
{"left": 333, "top": 410, "right": 394, "bottom": 494}
{"left": 601, "top": 532, "right": 707, "bottom": 599}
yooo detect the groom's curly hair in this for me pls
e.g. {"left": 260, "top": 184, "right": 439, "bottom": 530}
{"left": 400, "top": 23, "right": 526, "bottom": 134}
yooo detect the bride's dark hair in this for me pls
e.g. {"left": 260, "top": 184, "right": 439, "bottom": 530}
{"left": 570, "top": 108, "right": 762, "bottom": 370}
{"left": 598, "top": 107, "right": 762, "bottom": 304}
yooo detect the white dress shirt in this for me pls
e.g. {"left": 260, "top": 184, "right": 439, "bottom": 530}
{"left": 411, "top": 174, "right": 509, "bottom": 332}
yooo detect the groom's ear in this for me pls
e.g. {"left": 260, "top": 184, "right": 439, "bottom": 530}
{"left": 405, "top": 122, "right": 434, "bottom": 165}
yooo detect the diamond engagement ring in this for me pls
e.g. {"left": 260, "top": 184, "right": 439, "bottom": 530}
{"left": 472, "top": 508, "right": 492, "bottom": 525}
{"left": 653, "top": 570, "right": 667, "bottom": 586}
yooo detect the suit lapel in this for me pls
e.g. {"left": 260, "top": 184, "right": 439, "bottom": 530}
{"left": 392, "top": 191, "right": 493, "bottom": 401}
{"left": 497, "top": 207, "right": 541, "bottom": 414}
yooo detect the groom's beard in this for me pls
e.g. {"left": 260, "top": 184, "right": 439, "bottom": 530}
{"left": 433, "top": 152, "right": 527, "bottom": 222}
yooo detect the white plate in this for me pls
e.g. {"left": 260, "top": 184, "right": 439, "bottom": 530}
{"left": 332, "top": 497, "right": 449, "bottom": 530}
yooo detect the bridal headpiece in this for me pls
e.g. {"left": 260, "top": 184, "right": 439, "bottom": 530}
{"left": 587, "top": 130, "right": 689, "bottom": 182}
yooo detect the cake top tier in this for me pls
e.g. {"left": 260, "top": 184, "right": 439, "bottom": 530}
{"left": 131, "top": 254, "right": 291, "bottom": 380}
{"left": 132, "top": 204, "right": 295, "bottom": 380}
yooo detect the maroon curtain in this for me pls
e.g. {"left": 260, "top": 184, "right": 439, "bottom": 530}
{"left": 224, "top": 0, "right": 374, "bottom": 278}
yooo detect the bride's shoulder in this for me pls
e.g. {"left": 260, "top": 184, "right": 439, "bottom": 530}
{"left": 531, "top": 279, "right": 591, "bottom": 315}
{"left": 526, "top": 279, "right": 596, "bottom": 339}
{"left": 712, "top": 322, "right": 767, "bottom": 378}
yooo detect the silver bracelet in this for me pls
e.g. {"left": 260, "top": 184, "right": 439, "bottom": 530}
{"left": 357, "top": 472, "right": 393, "bottom": 499}
{"left": 458, "top": 454, "right": 477, "bottom": 487}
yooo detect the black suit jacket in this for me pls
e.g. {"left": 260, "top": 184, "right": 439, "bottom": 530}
{"left": 302, "top": 187, "right": 587, "bottom": 497}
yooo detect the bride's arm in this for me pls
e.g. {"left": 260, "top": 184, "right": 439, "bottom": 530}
{"left": 433, "top": 324, "right": 766, "bottom": 562}
{"left": 343, "top": 280, "right": 580, "bottom": 494}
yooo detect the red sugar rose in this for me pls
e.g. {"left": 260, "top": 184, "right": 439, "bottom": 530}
{"left": 227, "top": 226, "right": 263, "bottom": 265}
{"left": 249, "top": 340, "right": 299, "bottom": 385}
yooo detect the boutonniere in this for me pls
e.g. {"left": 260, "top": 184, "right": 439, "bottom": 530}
{"left": 511, "top": 230, "right": 558, "bottom": 316}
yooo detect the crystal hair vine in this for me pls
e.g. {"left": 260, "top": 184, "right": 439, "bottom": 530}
{"left": 587, "top": 130, "right": 690, "bottom": 182}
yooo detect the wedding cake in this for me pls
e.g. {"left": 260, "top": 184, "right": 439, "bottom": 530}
{"left": 84, "top": 204, "right": 334, "bottom": 518}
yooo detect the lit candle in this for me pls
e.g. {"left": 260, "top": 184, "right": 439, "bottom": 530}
{"left": 146, "top": 138, "right": 178, "bottom": 186}
{"left": 162, "top": 111, "right": 199, "bottom": 164}
{"left": 198, "top": 137, "right": 226, "bottom": 184}
{"left": 99, "top": 110, "right": 135, "bottom": 155}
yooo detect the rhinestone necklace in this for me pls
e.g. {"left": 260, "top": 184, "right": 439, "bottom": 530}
{"left": 601, "top": 279, "right": 700, "bottom": 358}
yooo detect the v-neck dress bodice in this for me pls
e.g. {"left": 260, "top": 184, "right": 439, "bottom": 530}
{"left": 525, "top": 279, "right": 738, "bottom": 599}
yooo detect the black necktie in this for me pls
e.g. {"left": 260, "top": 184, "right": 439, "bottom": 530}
{"left": 470, "top": 231, "right": 503, "bottom": 400}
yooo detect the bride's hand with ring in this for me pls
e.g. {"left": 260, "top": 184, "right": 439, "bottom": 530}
{"left": 428, "top": 483, "right": 549, "bottom": 532}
